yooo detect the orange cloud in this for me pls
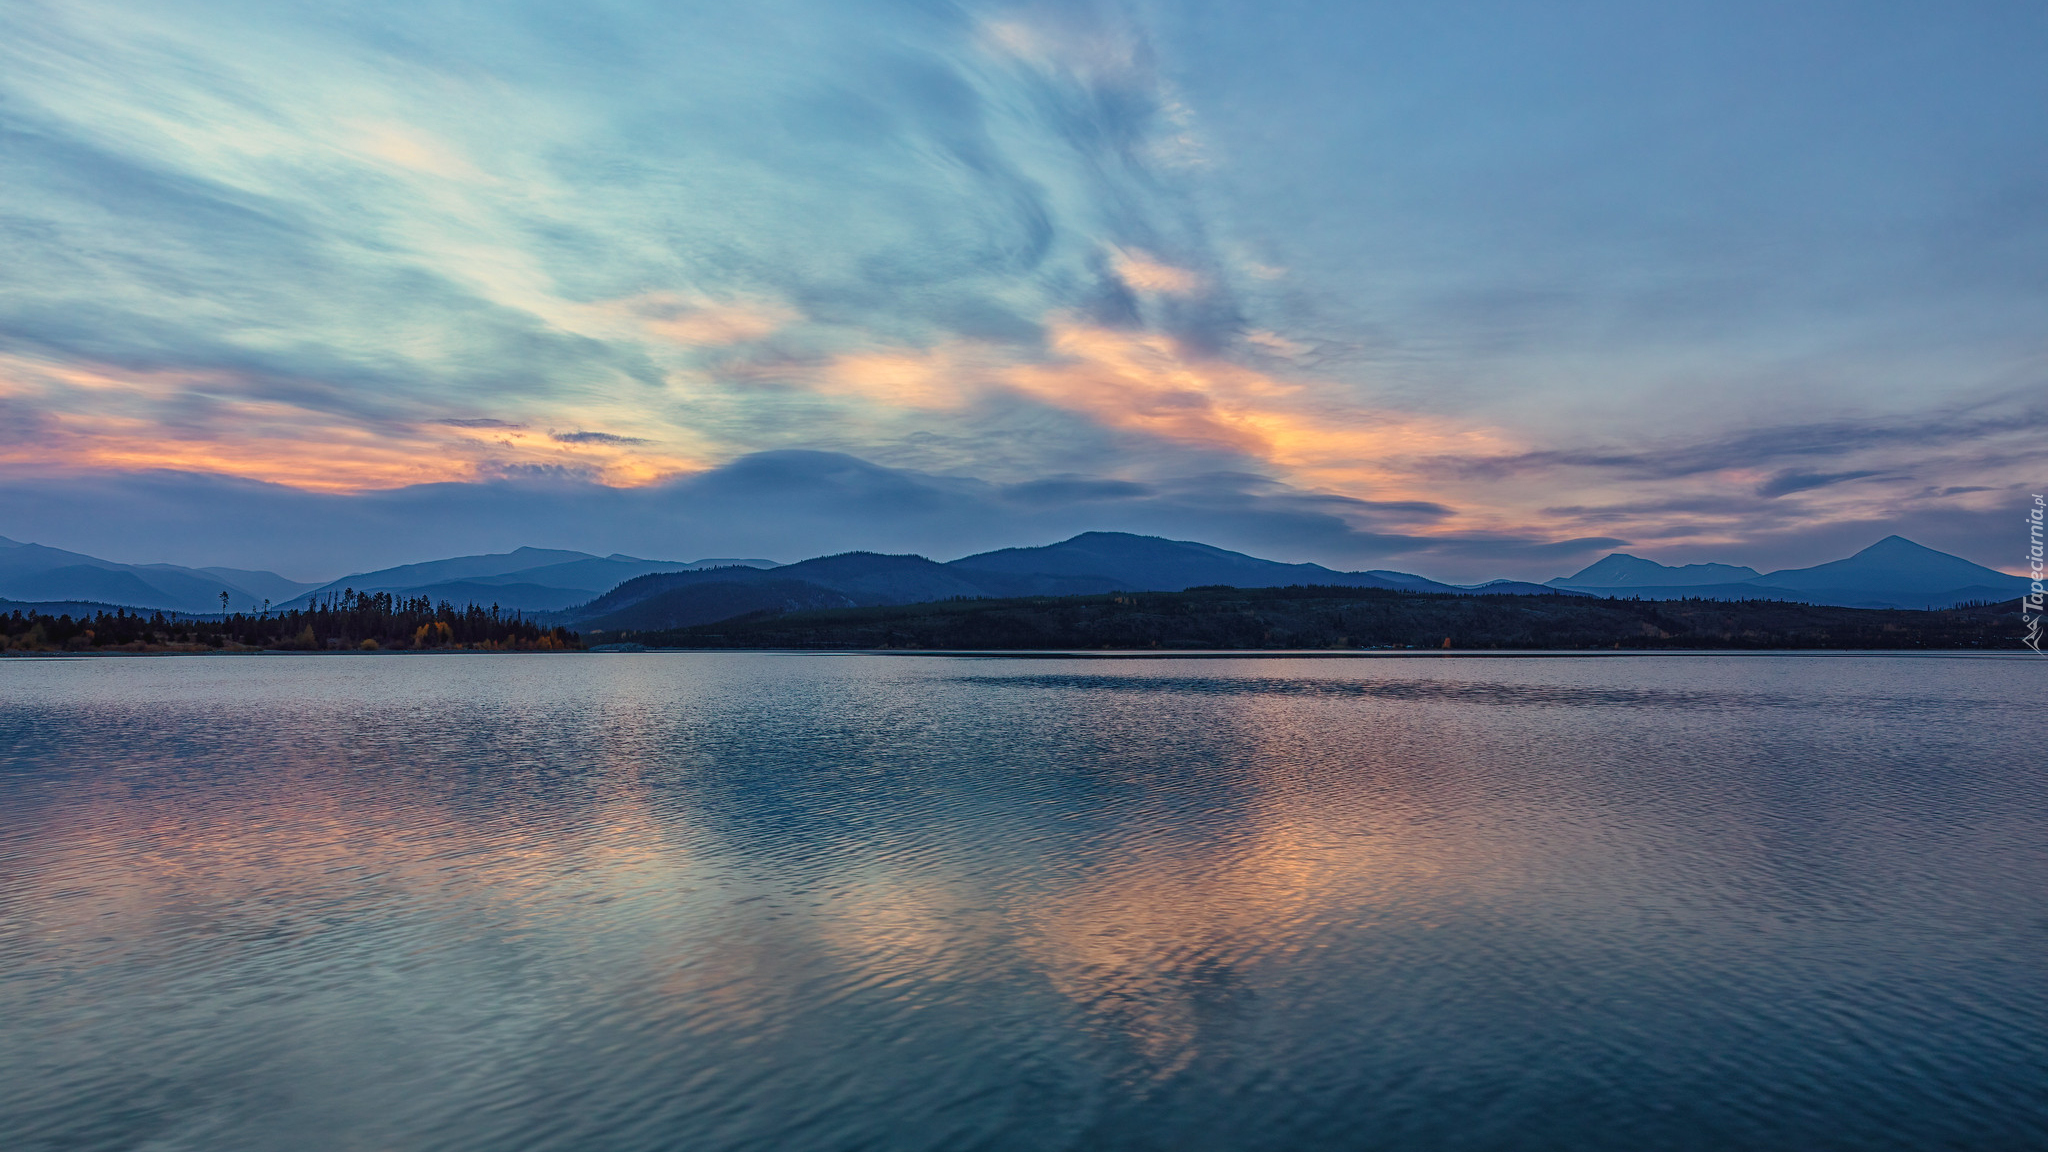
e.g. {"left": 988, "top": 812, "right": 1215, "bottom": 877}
{"left": 1006, "top": 322, "right": 1514, "bottom": 502}
{"left": 1110, "top": 248, "right": 1205, "bottom": 296}
{"left": 0, "top": 355, "right": 702, "bottom": 492}
{"left": 747, "top": 321, "right": 1539, "bottom": 540}
{"left": 3, "top": 329, "right": 1541, "bottom": 537}
{"left": 759, "top": 323, "right": 1522, "bottom": 529}
{"left": 807, "top": 346, "right": 989, "bottom": 410}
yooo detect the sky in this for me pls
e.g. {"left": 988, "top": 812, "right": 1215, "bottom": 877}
{"left": 2, "top": 0, "right": 2043, "bottom": 582}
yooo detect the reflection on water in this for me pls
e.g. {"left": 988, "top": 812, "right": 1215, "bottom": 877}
{"left": 2, "top": 653, "right": 2044, "bottom": 1151}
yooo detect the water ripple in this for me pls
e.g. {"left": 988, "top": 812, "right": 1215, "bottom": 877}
{"left": 2, "top": 653, "right": 2044, "bottom": 1151}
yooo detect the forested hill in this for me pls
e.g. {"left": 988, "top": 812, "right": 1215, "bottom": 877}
{"left": 3, "top": 590, "right": 578, "bottom": 653}
{"left": 595, "top": 585, "right": 2029, "bottom": 651}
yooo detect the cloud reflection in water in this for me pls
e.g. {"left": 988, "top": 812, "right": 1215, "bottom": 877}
{"left": 1, "top": 653, "right": 2043, "bottom": 1150}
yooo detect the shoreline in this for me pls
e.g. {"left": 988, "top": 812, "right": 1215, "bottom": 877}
{"left": 4, "top": 646, "right": 2036, "bottom": 659}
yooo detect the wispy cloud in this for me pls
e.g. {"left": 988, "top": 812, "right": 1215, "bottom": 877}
{"left": 0, "top": 451, "right": 1604, "bottom": 582}
{"left": 1755, "top": 469, "right": 1887, "bottom": 499}
{"left": 0, "top": 0, "right": 2040, "bottom": 573}
{"left": 550, "top": 430, "right": 649, "bottom": 445}
{"left": 1110, "top": 248, "right": 1206, "bottom": 296}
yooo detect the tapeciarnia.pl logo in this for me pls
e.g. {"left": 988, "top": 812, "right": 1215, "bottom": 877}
{"left": 2026, "top": 493, "right": 2044, "bottom": 654}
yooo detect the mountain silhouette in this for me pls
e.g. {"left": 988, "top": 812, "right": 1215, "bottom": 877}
{"left": 1551, "top": 554, "right": 1762, "bottom": 588}
{"left": 277, "top": 549, "right": 778, "bottom": 612}
{"left": 948, "top": 531, "right": 1410, "bottom": 591}
{"left": 1550, "top": 535, "right": 2024, "bottom": 609}
{"left": 565, "top": 534, "right": 1569, "bottom": 632}
{"left": 3, "top": 530, "right": 2023, "bottom": 623}
{"left": 0, "top": 536, "right": 315, "bottom": 613}
{"left": 1756, "top": 535, "right": 2019, "bottom": 593}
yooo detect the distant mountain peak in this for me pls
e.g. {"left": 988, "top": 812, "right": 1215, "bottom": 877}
{"left": 1855, "top": 535, "right": 1933, "bottom": 557}
{"left": 3, "top": 528, "right": 2023, "bottom": 621}
{"left": 494, "top": 546, "right": 595, "bottom": 561}
{"left": 1544, "top": 534, "right": 2024, "bottom": 605}
{"left": 1759, "top": 535, "right": 2021, "bottom": 593}
{"left": 1553, "top": 553, "right": 1762, "bottom": 588}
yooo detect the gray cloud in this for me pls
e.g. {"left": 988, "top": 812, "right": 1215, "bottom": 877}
{"left": 0, "top": 107, "right": 670, "bottom": 433}
{"left": 0, "top": 451, "right": 1612, "bottom": 584}
{"left": 1446, "top": 399, "right": 2048, "bottom": 483}
{"left": 0, "top": 0, "right": 2041, "bottom": 583}
{"left": 1755, "top": 469, "right": 1887, "bottom": 499}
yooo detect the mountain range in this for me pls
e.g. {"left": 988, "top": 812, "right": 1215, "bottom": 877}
{"left": 1, "top": 530, "right": 2026, "bottom": 624}
{"left": 0, "top": 536, "right": 320, "bottom": 615}
{"left": 1547, "top": 536, "right": 2027, "bottom": 610}
{"left": 0, "top": 536, "right": 777, "bottom": 615}
{"left": 273, "top": 548, "right": 779, "bottom": 613}
{"left": 558, "top": 533, "right": 1568, "bottom": 633}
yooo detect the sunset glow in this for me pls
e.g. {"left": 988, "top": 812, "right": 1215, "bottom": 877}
{"left": 1, "top": 0, "right": 2040, "bottom": 579}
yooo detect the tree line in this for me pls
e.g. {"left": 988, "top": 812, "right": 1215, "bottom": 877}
{"left": 626, "top": 584, "right": 2029, "bottom": 651}
{"left": 2, "top": 589, "right": 579, "bottom": 653}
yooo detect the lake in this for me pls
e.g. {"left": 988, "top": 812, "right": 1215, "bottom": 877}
{"left": 2, "top": 652, "right": 2044, "bottom": 1151}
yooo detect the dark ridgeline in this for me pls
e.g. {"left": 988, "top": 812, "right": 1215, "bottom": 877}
{"left": 608, "top": 585, "right": 2031, "bottom": 651}
{"left": 9, "top": 529, "right": 2028, "bottom": 639}
{"left": 562, "top": 533, "right": 1566, "bottom": 634}
{"left": 0, "top": 589, "right": 579, "bottom": 653}
{"left": 560, "top": 532, "right": 2029, "bottom": 637}
{"left": 3, "top": 531, "right": 2033, "bottom": 653}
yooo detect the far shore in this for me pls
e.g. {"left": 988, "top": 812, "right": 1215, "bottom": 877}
{"left": 5, "top": 646, "right": 2035, "bottom": 659}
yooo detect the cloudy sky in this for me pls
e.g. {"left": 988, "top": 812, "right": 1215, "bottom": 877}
{"left": 3, "top": 0, "right": 2042, "bottom": 581}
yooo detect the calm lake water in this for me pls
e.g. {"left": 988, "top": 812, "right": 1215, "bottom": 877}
{"left": 2, "top": 652, "right": 2044, "bottom": 1151}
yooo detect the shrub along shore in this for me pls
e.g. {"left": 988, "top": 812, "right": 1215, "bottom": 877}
{"left": 2, "top": 589, "right": 578, "bottom": 653}
{"left": 595, "top": 585, "right": 2031, "bottom": 651}
{"left": 7, "top": 585, "right": 2031, "bottom": 654}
